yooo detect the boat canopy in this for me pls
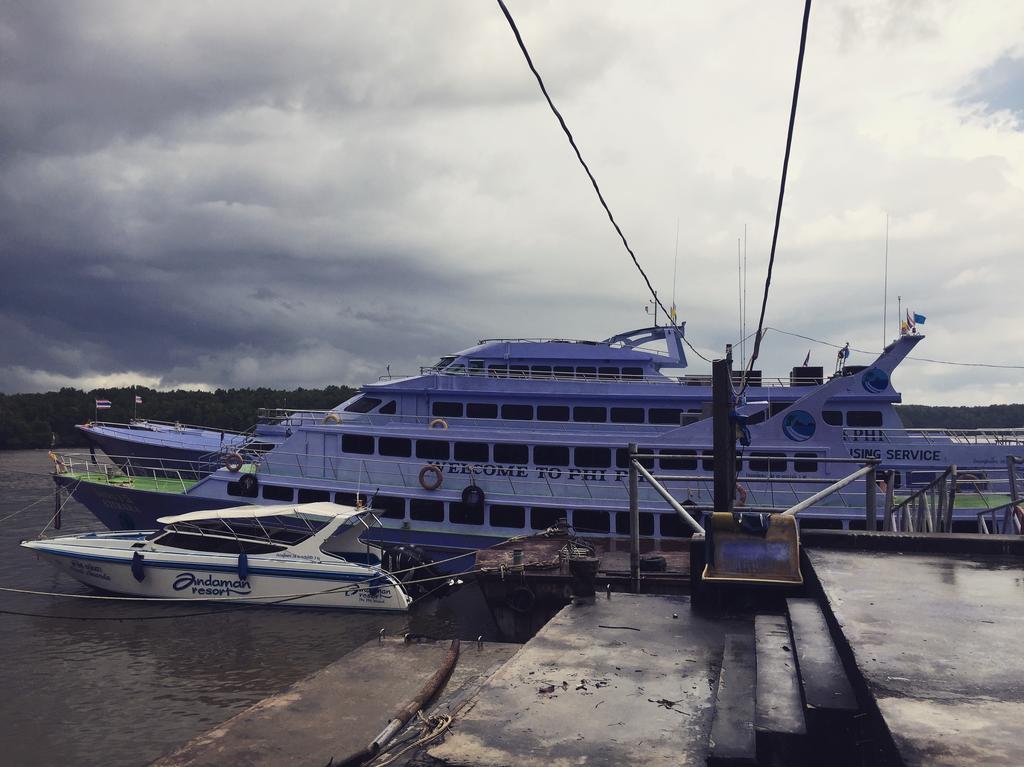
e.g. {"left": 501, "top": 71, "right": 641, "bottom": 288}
{"left": 157, "top": 502, "right": 363, "bottom": 525}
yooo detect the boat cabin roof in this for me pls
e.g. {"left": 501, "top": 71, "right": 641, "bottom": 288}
{"left": 157, "top": 502, "right": 362, "bottom": 525}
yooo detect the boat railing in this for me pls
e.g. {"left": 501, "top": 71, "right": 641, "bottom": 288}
{"left": 50, "top": 451, "right": 209, "bottom": 492}
{"left": 85, "top": 418, "right": 250, "bottom": 437}
{"left": 245, "top": 447, "right": 880, "bottom": 513}
{"left": 843, "top": 427, "right": 1024, "bottom": 445}
{"left": 411, "top": 366, "right": 826, "bottom": 388}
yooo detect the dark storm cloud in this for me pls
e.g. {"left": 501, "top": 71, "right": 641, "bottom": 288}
{"left": 0, "top": 0, "right": 631, "bottom": 392}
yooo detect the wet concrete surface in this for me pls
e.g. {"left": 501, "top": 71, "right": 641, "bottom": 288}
{"left": 150, "top": 637, "right": 517, "bottom": 767}
{"left": 808, "top": 548, "right": 1024, "bottom": 766}
{"left": 427, "top": 595, "right": 746, "bottom": 766}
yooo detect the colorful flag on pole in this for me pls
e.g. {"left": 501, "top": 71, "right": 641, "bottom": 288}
{"left": 95, "top": 399, "right": 112, "bottom": 410}
{"left": 913, "top": 312, "right": 926, "bottom": 325}
{"left": 135, "top": 395, "right": 143, "bottom": 404}
{"left": 802, "top": 350, "right": 811, "bottom": 367}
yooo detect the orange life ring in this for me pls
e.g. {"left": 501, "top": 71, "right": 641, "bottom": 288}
{"left": 428, "top": 418, "right": 448, "bottom": 430}
{"left": 735, "top": 483, "right": 748, "bottom": 508}
{"left": 418, "top": 464, "right": 444, "bottom": 491}
{"left": 322, "top": 413, "right": 341, "bottom": 425}
{"left": 224, "top": 452, "right": 244, "bottom": 472}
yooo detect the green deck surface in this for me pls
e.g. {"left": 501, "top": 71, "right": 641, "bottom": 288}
{"left": 64, "top": 471, "right": 196, "bottom": 494}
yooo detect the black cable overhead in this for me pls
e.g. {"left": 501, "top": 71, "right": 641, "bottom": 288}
{"left": 495, "top": 0, "right": 712, "bottom": 364}
{"left": 739, "top": 0, "right": 813, "bottom": 395}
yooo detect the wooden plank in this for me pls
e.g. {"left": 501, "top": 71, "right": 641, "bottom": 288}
{"left": 708, "top": 633, "right": 757, "bottom": 766}
{"left": 754, "top": 614, "right": 806, "bottom": 737}
{"left": 786, "top": 598, "right": 858, "bottom": 712}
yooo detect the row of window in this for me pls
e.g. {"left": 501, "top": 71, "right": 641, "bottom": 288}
{"left": 431, "top": 400, "right": 701, "bottom": 425}
{"left": 824, "top": 410, "right": 884, "bottom": 427}
{"left": 223, "top": 483, "right": 698, "bottom": 536}
{"left": 344, "top": 397, "right": 397, "bottom": 414}
{"left": 439, "top": 360, "right": 649, "bottom": 381}
{"left": 338, "top": 433, "right": 822, "bottom": 473}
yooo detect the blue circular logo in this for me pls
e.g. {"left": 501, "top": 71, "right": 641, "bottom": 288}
{"left": 782, "top": 410, "right": 816, "bottom": 442}
{"left": 862, "top": 367, "right": 890, "bottom": 394}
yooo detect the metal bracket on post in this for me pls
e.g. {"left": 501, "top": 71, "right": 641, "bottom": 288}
{"left": 628, "top": 442, "right": 640, "bottom": 594}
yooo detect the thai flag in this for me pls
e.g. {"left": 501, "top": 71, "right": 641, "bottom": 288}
{"left": 95, "top": 399, "right": 112, "bottom": 410}
{"left": 135, "top": 395, "right": 143, "bottom": 404}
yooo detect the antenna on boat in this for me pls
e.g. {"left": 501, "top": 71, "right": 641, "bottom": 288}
{"left": 672, "top": 217, "right": 680, "bottom": 327}
{"left": 741, "top": 224, "right": 748, "bottom": 372}
{"left": 882, "top": 213, "right": 889, "bottom": 347}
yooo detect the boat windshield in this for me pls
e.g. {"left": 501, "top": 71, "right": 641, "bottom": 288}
{"left": 150, "top": 514, "right": 329, "bottom": 554}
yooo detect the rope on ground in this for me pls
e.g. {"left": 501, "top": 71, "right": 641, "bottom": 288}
{"left": 367, "top": 711, "right": 453, "bottom": 767}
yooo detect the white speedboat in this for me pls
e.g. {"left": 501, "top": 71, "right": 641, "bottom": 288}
{"left": 21, "top": 502, "right": 412, "bottom": 611}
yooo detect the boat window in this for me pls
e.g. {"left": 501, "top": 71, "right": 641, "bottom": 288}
{"left": 553, "top": 366, "right": 574, "bottom": 380}
{"left": 537, "top": 405, "right": 570, "bottom": 422}
{"left": 334, "top": 492, "right": 359, "bottom": 506}
{"left": 531, "top": 365, "right": 553, "bottom": 379}
{"left": 577, "top": 366, "right": 597, "bottom": 380}
{"left": 748, "top": 452, "right": 787, "bottom": 473}
{"left": 682, "top": 410, "right": 702, "bottom": 425}
{"left": 432, "top": 402, "right": 463, "bottom": 418}
{"left": 573, "top": 509, "right": 609, "bottom": 533}
{"left": 297, "top": 488, "right": 330, "bottom": 503}
{"left": 610, "top": 407, "right": 644, "bottom": 424}
{"left": 509, "top": 364, "right": 530, "bottom": 378}
{"left": 342, "top": 434, "right": 375, "bottom": 455}
{"left": 660, "top": 512, "right": 693, "bottom": 538}
{"left": 434, "top": 356, "right": 456, "bottom": 369}
{"left": 822, "top": 410, "right": 843, "bottom": 426}
{"left": 449, "top": 501, "right": 483, "bottom": 525}
{"left": 622, "top": 366, "right": 645, "bottom": 381}
{"left": 530, "top": 507, "right": 565, "bottom": 530}
{"left": 573, "top": 406, "right": 607, "bottom": 423}
{"left": 379, "top": 437, "right": 412, "bottom": 457}
{"left": 794, "top": 452, "right": 818, "bottom": 472}
{"left": 502, "top": 404, "right": 534, "bottom": 421}
{"left": 155, "top": 532, "right": 285, "bottom": 555}
{"left": 490, "top": 504, "right": 525, "bottom": 529}
{"left": 598, "top": 367, "right": 620, "bottom": 381}
{"left": 534, "top": 445, "right": 570, "bottom": 466}
{"left": 468, "top": 360, "right": 485, "bottom": 376}
{"left": 416, "top": 440, "right": 450, "bottom": 460}
{"left": 847, "top": 411, "right": 883, "bottom": 427}
{"left": 410, "top": 499, "right": 444, "bottom": 522}
{"left": 379, "top": 400, "right": 397, "bottom": 415}
{"left": 227, "top": 481, "right": 255, "bottom": 498}
{"left": 344, "top": 397, "right": 382, "bottom": 414}
{"left": 769, "top": 402, "right": 791, "bottom": 418}
{"left": 372, "top": 495, "right": 405, "bottom": 520}
{"left": 263, "top": 485, "right": 295, "bottom": 502}
{"left": 575, "top": 446, "right": 611, "bottom": 468}
{"left": 446, "top": 364, "right": 465, "bottom": 375}
{"left": 488, "top": 364, "right": 508, "bottom": 378}
{"left": 454, "top": 442, "right": 489, "bottom": 462}
{"left": 467, "top": 402, "right": 498, "bottom": 419}
{"left": 494, "top": 443, "right": 529, "bottom": 464}
{"left": 659, "top": 449, "right": 698, "bottom": 471}
{"left": 649, "top": 408, "right": 684, "bottom": 425}
{"left": 615, "top": 511, "right": 654, "bottom": 536}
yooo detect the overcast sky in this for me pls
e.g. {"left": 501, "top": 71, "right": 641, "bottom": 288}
{"left": 2, "top": 1, "right": 1024, "bottom": 405}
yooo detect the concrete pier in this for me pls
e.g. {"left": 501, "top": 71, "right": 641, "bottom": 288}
{"left": 426, "top": 594, "right": 744, "bottom": 766}
{"left": 808, "top": 546, "right": 1024, "bottom": 767}
{"left": 151, "top": 637, "right": 517, "bottom": 767}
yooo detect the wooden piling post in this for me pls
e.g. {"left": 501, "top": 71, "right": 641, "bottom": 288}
{"left": 865, "top": 464, "right": 877, "bottom": 531}
{"left": 711, "top": 357, "right": 736, "bottom": 514}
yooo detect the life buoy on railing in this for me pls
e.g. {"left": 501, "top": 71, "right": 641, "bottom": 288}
{"left": 224, "top": 451, "right": 244, "bottom": 472}
{"left": 428, "top": 418, "right": 448, "bottom": 430}
{"left": 462, "top": 484, "right": 485, "bottom": 508}
{"left": 735, "top": 483, "right": 748, "bottom": 508}
{"left": 322, "top": 413, "right": 342, "bottom": 425}
{"left": 418, "top": 464, "right": 444, "bottom": 491}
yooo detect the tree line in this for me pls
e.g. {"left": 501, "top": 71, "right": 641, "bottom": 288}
{"left": 2, "top": 387, "right": 1024, "bottom": 450}
{"left": 0, "top": 386, "right": 357, "bottom": 449}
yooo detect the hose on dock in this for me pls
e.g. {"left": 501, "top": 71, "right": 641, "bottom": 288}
{"left": 329, "top": 638, "right": 461, "bottom": 767}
